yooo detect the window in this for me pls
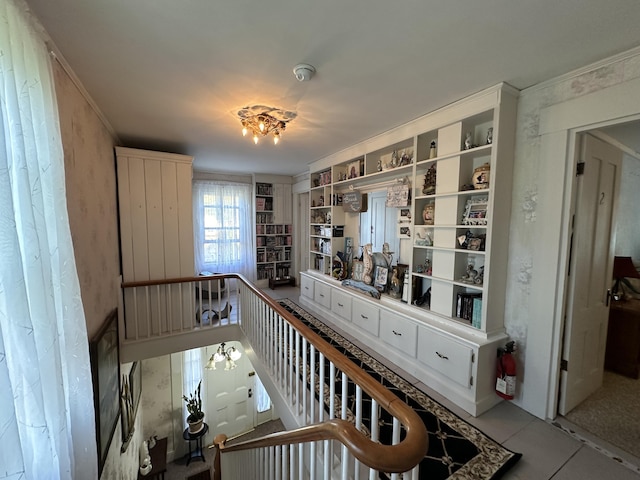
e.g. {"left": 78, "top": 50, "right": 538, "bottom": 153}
{"left": 194, "top": 181, "right": 255, "bottom": 278}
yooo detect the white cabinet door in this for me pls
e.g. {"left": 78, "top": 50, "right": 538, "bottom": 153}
{"left": 331, "top": 289, "right": 352, "bottom": 321}
{"left": 314, "top": 282, "right": 331, "bottom": 309}
{"left": 273, "top": 183, "right": 293, "bottom": 224}
{"left": 417, "top": 326, "right": 473, "bottom": 388}
{"left": 379, "top": 311, "right": 418, "bottom": 357}
{"left": 351, "top": 298, "right": 380, "bottom": 336}
{"left": 300, "top": 275, "right": 314, "bottom": 299}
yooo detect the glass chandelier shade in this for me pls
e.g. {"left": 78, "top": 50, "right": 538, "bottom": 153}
{"left": 237, "top": 105, "right": 296, "bottom": 145}
{"left": 205, "top": 342, "right": 242, "bottom": 370}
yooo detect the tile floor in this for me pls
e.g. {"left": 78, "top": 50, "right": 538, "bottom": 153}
{"left": 265, "top": 285, "right": 640, "bottom": 479}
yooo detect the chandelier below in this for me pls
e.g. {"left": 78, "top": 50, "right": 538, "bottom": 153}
{"left": 205, "top": 342, "right": 242, "bottom": 370}
{"left": 237, "top": 105, "right": 297, "bottom": 145}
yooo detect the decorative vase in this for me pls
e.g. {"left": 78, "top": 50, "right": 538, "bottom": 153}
{"left": 472, "top": 162, "right": 490, "bottom": 189}
{"left": 422, "top": 204, "right": 435, "bottom": 225}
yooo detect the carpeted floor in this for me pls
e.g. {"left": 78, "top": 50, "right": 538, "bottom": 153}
{"left": 564, "top": 370, "right": 640, "bottom": 459}
{"left": 279, "top": 299, "right": 522, "bottom": 480}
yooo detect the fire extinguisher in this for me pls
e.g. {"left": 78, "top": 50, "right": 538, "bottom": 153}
{"left": 496, "top": 341, "right": 516, "bottom": 400}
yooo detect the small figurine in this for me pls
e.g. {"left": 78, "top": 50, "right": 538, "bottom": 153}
{"left": 464, "top": 132, "right": 473, "bottom": 150}
{"left": 390, "top": 150, "right": 399, "bottom": 168}
{"left": 377, "top": 159, "right": 383, "bottom": 171}
{"left": 390, "top": 268, "right": 402, "bottom": 298}
{"left": 429, "top": 141, "right": 437, "bottom": 159}
{"left": 461, "top": 263, "right": 478, "bottom": 283}
{"left": 422, "top": 164, "right": 437, "bottom": 195}
{"left": 486, "top": 127, "right": 493, "bottom": 145}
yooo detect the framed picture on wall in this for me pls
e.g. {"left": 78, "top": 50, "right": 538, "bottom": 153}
{"left": 89, "top": 309, "right": 120, "bottom": 475}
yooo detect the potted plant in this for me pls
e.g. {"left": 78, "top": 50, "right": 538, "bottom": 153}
{"left": 183, "top": 380, "right": 205, "bottom": 433}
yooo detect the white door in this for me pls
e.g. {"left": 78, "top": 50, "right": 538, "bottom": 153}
{"left": 559, "top": 134, "right": 622, "bottom": 415}
{"left": 360, "top": 191, "right": 400, "bottom": 256}
{"left": 205, "top": 341, "right": 253, "bottom": 438}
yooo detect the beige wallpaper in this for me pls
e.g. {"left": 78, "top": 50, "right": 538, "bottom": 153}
{"left": 51, "top": 60, "right": 136, "bottom": 478}
{"left": 53, "top": 60, "right": 120, "bottom": 340}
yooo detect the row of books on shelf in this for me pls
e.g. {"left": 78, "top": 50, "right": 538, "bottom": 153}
{"left": 256, "top": 183, "right": 273, "bottom": 195}
{"left": 256, "top": 197, "right": 273, "bottom": 211}
{"left": 256, "top": 224, "right": 293, "bottom": 235}
{"left": 257, "top": 248, "right": 292, "bottom": 262}
{"left": 257, "top": 264, "right": 274, "bottom": 280}
{"left": 456, "top": 292, "right": 482, "bottom": 329}
{"left": 256, "top": 213, "right": 274, "bottom": 224}
{"left": 257, "top": 236, "right": 292, "bottom": 247}
{"left": 257, "top": 264, "right": 291, "bottom": 280}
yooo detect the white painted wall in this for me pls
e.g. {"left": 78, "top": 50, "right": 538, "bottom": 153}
{"left": 505, "top": 47, "right": 640, "bottom": 418}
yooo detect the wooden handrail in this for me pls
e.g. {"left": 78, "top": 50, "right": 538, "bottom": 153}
{"left": 215, "top": 417, "right": 426, "bottom": 473}
{"left": 122, "top": 273, "right": 428, "bottom": 473}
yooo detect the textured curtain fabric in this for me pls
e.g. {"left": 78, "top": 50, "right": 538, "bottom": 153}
{"left": 183, "top": 348, "right": 205, "bottom": 424}
{"left": 0, "top": 1, "right": 98, "bottom": 478}
{"left": 193, "top": 180, "right": 255, "bottom": 280}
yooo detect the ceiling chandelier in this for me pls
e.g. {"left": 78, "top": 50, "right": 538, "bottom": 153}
{"left": 237, "top": 105, "right": 297, "bottom": 145}
{"left": 205, "top": 342, "right": 242, "bottom": 370}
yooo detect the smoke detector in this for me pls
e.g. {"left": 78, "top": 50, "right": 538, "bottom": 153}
{"left": 293, "top": 63, "right": 316, "bottom": 82}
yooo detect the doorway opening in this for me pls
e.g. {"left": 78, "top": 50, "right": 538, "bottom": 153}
{"left": 557, "top": 120, "right": 640, "bottom": 464}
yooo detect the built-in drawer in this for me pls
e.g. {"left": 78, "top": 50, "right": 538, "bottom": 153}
{"left": 331, "top": 289, "right": 352, "bottom": 321}
{"left": 379, "top": 311, "right": 417, "bottom": 357}
{"left": 314, "top": 282, "right": 331, "bottom": 309}
{"left": 351, "top": 298, "right": 380, "bottom": 336}
{"left": 300, "top": 275, "right": 314, "bottom": 300}
{"left": 417, "top": 326, "right": 473, "bottom": 388}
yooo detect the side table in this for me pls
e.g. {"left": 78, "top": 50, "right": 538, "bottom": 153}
{"left": 183, "top": 423, "right": 209, "bottom": 466}
{"left": 138, "top": 437, "right": 167, "bottom": 480}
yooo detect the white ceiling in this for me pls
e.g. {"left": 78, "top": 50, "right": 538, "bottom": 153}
{"left": 26, "top": 0, "right": 640, "bottom": 176}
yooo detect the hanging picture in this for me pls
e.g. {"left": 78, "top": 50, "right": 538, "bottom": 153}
{"left": 386, "top": 183, "right": 410, "bottom": 207}
{"left": 89, "top": 309, "right": 120, "bottom": 476}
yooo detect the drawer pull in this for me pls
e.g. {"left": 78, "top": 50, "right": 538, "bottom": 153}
{"left": 319, "top": 294, "right": 325, "bottom": 298}
{"left": 392, "top": 330, "right": 402, "bottom": 336}
{"left": 360, "top": 314, "right": 368, "bottom": 319}
{"left": 338, "top": 302, "right": 344, "bottom": 307}
{"left": 436, "top": 351, "right": 449, "bottom": 360}
{"left": 304, "top": 286, "right": 309, "bottom": 290}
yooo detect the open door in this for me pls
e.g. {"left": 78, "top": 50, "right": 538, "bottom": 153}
{"left": 558, "top": 134, "right": 622, "bottom": 415}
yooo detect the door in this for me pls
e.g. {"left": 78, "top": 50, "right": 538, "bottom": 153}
{"left": 558, "top": 134, "right": 622, "bottom": 415}
{"left": 205, "top": 341, "right": 253, "bottom": 438}
{"left": 360, "top": 191, "right": 400, "bottom": 256}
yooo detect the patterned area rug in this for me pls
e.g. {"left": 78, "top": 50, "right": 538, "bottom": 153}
{"left": 279, "top": 299, "right": 521, "bottom": 480}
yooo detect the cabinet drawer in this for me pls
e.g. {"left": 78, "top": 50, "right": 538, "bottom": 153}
{"left": 351, "top": 298, "right": 379, "bottom": 336}
{"left": 418, "top": 327, "right": 473, "bottom": 388}
{"left": 331, "top": 289, "right": 352, "bottom": 321}
{"left": 379, "top": 311, "right": 417, "bottom": 357}
{"left": 314, "top": 282, "right": 331, "bottom": 309}
{"left": 300, "top": 275, "right": 314, "bottom": 299}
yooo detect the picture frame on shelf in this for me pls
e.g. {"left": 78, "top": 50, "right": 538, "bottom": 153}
{"left": 347, "top": 160, "right": 361, "bottom": 179}
{"left": 374, "top": 265, "right": 389, "bottom": 292}
{"left": 399, "top": 226, "right": 412, "bottom": 238}
{"left": 399, "top": 208, "right": 411, "bottom": 220}
{"left": 462, "top": 197, "right": 489, "bottom": 226}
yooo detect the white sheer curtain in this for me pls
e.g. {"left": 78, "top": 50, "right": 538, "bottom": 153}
{"left": 193, "top": 180, "right": 255, "bottom": 280}
{"left": 183, "top": 348, "right": 205, "bottom": 424}
{"left": 0, "top": 0, "right": 98, "bottom": 478}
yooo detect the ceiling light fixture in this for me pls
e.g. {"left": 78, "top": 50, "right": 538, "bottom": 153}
{"left": 205, "top": 342, "right": 242, "bottom": 370}
{"left": 237, "top": 105, "right": 297, "bottom": 145}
